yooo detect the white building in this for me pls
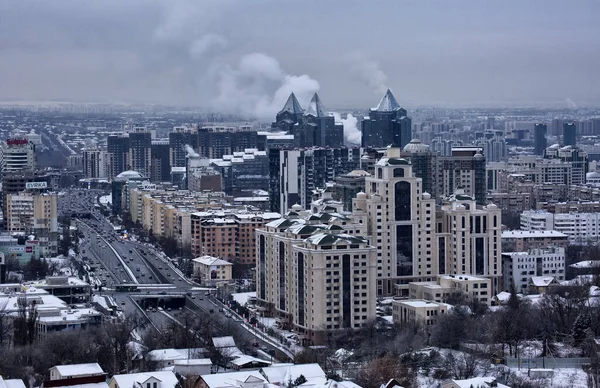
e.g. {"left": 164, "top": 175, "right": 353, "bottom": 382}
{"left": 392, "top": 299, "right": 450, "bottom": 326}
{"left": 49, "top": 363, "right": 104, "bottom": 380}
{"left": 109, "top": 371, "right": 179, "bottom": 388}
{"left": 501, "top": 247, "right": 565, "bottom": 292}
{"left": 520, "top": 210, "right": 600, "bottom": 244}
{"left": 0, "top": 139, "right": 35, "bottom": 176}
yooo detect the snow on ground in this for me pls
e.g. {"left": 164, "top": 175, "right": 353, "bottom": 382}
{"left": 511, "top": 367, "right": 588, "bottom": 387}
{"left": 99, "top": 195, "right": 112, "bottom": 205}
{"left": 92, "top": 294, "right": 109, "bottom": 309}
{"left": 231, "top": 291, "right": 256, "bottom": 306}
{"left": 570, "top": 260, "right": 600, "bottom": 269}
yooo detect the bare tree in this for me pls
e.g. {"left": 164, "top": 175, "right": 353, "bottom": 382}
{"left": 352, "top": 355, "right": 417, "bottom": 388}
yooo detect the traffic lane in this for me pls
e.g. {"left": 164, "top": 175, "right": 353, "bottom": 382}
{"left": 185, "top": 296, "right": 285, "bottom": 360}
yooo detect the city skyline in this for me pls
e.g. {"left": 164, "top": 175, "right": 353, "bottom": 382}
{"left": 0, "top": 0, "right": 598, "bottom": 118}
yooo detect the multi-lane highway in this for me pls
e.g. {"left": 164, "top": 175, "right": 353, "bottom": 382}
{"left": 61, "top": 189, "right": 292, "bottom": 361}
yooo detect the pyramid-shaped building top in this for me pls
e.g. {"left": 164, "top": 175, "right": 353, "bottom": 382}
{"left": 304, "top": 93, "right": 328, "bottom": 117}
{"left": 373, "top": 89, "right": 401, "bottom": 112}
{"left": 278, "top": 92, "right": 304, "bottom": 115}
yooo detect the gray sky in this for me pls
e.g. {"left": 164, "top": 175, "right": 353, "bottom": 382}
{"left": 0, "top": 0, "right": 598, "bottom": 118}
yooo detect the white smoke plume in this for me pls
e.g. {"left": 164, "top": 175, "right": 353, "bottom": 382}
{"left": 151, "top": 1, "right": 321, "bottom": 121}
{"left": 213, "top": 53, "right": 320, "bottom": 121}
{"left": 349, "top": 52, "right": 388, "bottom": 95}
{"left": 565, "top": 97, "right": 578, "bottom": 109}
{"left": 185, "top": 144, "right": 199, "bottom": 157}
{"left": 333, "top": 112, "right": 361, "bottom": 145}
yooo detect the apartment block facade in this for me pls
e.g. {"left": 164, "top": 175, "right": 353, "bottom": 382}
{"left": 256, "top": 195, "right": 376, "bottom": 344}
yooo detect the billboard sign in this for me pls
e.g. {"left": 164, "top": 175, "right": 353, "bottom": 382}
{"left": 8, "top": 246, "right": 25, "bottom": 253}
{"left": 25, "top": 182, "right": 47, "bottom": 189}
{"left": 210, "top": 265, "right": 218, "bottom": 279}
{"left": 26, "top": 246, "right": 32, "bottom": 253}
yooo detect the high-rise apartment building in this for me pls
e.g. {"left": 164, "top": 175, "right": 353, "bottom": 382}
{"left": 150, "top": 140, "right": 170, "bottom": 183}
{"left": 198, "top": 126, "right": 258, "bottom": 159}
{"left": 256, "top": 193, "right": 376, "bottom": 343}
{"left": 210, "top": 149, "right": 269, "bottom": 197}
{"left": 563, "top": 122, "right": 576, "bottom": 146}
{"left": 361, "top": 147, "right": 437, "bottom": 295}
{"left": 438, "top": 147, "right": 486, "bottom": 205}
{"left": 169, "top": 126, "right": 197, "bottom": 168}
{"left": 82, "top": 148, "right": 107, "bottom": 179}
{"left": 361, "top": 89, "right": 412, "bottom": 149}
{"left": 128, "top": 127, "right": 152, "bottom": 178}
{"left": 0, "top": 139, "right": 35, "bottom": 177}
{"left": 534, "top": 124, "right": 547, "bottom": 156}
{"left": 544, "top": 145, "right": 588, "bottom": 186}
{"left": 268, "top": 147, "right": 360, "bottom": 213}
{"left": 436, "top": 191, "right": 502, "bottom": 292}
{"left": 107, "top": 134, "right": 129, "bottom": 180}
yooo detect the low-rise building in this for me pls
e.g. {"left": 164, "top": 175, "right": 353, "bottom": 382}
{"left": 392, "top": 299, "right": 450, "bottom": 326}
{"left": 192, "top": 256, "right": 233, "bottom": 284}
{"left": 109, "top": 372, "right": 179, "bottom": 388}
{"left": 501, "top": 247, "right": 565, "bottom": 293}
{"left": 502, "top": 230, "right": 569, "bottom": 252}
{"left": 408, "top": 275, "right": 492, "bottom": 306}
{"left": 0, "top": 376, "right": 26, "bottom": 388}
{"left": 520, "top": 210, "right": 600, "bottom": 244}
{"left": 49, "top": 363, "right": 104, "bottom": 380}
{"left": 528, "top": 276, "right": 560, "bottom": 294}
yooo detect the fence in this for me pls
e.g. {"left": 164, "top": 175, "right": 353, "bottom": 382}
{"left": 504, "top": 357, "right": 591, "bottom": 369}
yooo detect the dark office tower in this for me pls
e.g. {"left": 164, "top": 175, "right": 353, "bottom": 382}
{"left": 296, "top": 93, "right": 343, "bottom": 148}
{"left": 150, "top": 140, "right": 170, "bottom": 183}
{"left": 563, "top": 122, "right": 576, "bottom": 147}
{"left": 233, "top": 130, "right": 259, "bottom": 152}
{"left": 128, "top": 127, "right": 152, "bottom": 178}
{"left": 534, "top": 124, "right": 547, "bottom": 156}
{"left": 197, "top": 126, "right": 258, "bottom": 159}
{"left": 272, "top": 92, "right": 304, "bottom": 132}
{"left": 438, "top": 147, "right": 486, "bottom": 205}
{"left": 107, "top": 134, "right": 129, "bottom": 180}
{"left": 361, "top": 89, "right": 412, "bottom": 149}
{"left": 169, "top": 127, "right": 195, "bottom": 168}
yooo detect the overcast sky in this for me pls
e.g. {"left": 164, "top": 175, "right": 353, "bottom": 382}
{"left": 0, "top": 0, "right": 598, "bottom": 117}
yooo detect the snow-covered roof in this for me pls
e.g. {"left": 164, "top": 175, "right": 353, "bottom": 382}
{"left": 174, "top": 358, "right": 212, "bottom": 366}
{"left": 530, "top": 276, "right": 556, "bottom": 287}
{"left": 52, "top": 363, "right": 104, "bottom": 377}
{"left": 304, "top": 93, "right": 328, "bottom": 117}
{"left": 261, "top": 363, "right": 325, "bottom": 384}
{"left": 448, "top": 377, "right": 509, "bottom": 388}
{"left": 212, "top": 336, "right": 237, "bottom": 349}
{"left": 299, "top": 377, "right": 361, "bottom": 388}
{"left": 200, "top": 371, "right": 266, "bottom": 388}
{"left": 229, "top": 355, "right": 271, "bottom": 367}
{"left": 193, "top": 256, "right": 232, "bottom": 267}
{"left": 0, "top": 377, "right": 26, "bottom": 388}
{"left": 502, "top": 230, "right": 567, "bottom": 238}
{"left": 115, "top": 170, "right": 144, "bottom": 179}
{"left": 147, "top": 349, "right": 188, "bottom": 362}
{"left": 110, "top": 371, "right": 179, "bottom": 388}
{"left": 278, "top": 93, "right": 304, "bottom": 115}
{"left": 372, "top": 89, "right": 401, "bottom": 112}
{"left": 570, "top": 260, "right": 600, "bottom": 269}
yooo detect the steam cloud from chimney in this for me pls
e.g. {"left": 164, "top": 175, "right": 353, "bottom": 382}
{"left": 349, "top": 52, "right": 388, "bottom": 95}
{"left": 152, "top": 1, "right": 320, "bottom": 122}
{"left": 185, "top": 144, "right": 199, "bottom": 158}
{"left": 332, "top": 112, "right": 361, "bottom": 145}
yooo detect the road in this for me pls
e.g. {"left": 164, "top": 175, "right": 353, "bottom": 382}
{"left": 61, "top": 189, "right": 292, "bottom": 361}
